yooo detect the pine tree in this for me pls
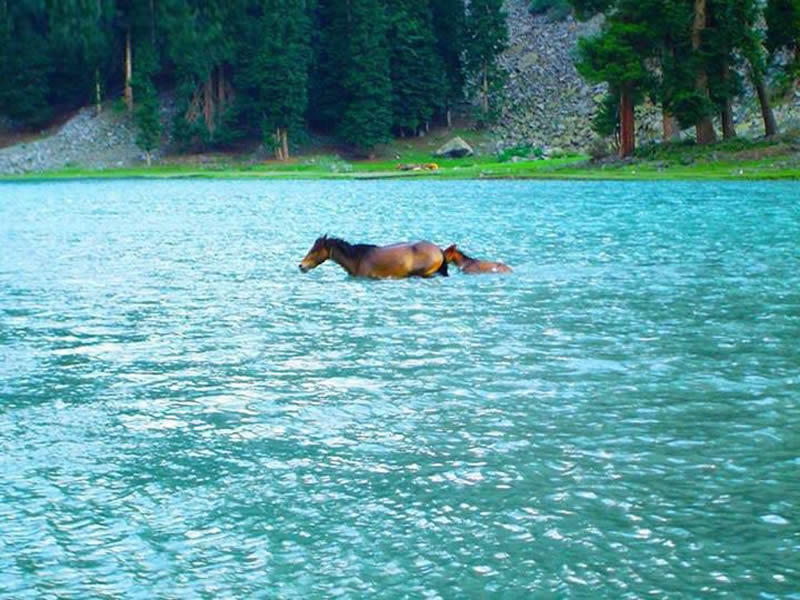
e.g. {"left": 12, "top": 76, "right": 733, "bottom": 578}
{"left": 574, "top": 11, "right": 652, "bottom": 156}
{"left": 165, "top": 0, "right": 237, "bottom": 147}
{"left": 646, "top": 0, "right": 690, "bottom": 140}
{"left": 308, "top": 0, "right": 350, "bottom": 131}
{"left": 464, "top": 0, "right": 508, "bottom": 125}
{"left": 741, "top": 0, "right": 779, "bottom": 136}
{"left": 235, "top": 0, "right": 311, "bottom": 159}
{"left": 689, "top": 0, "right": 716, "bottom": 144}
{"left": 132, "top": 42, "right": 161, "bottom": 166}
{"left": 0, "top": 1, "right": 52, "bottom": 127}
{"left": 387, "top": 0, "right": 445, "bottom": 136}
{"left": 432, "top": 0, "right": 466, "bottom": 127}
{"left": 571, "top": 0, "right": 734, "bottom": 148}
{"left": 705, "top": 0, "right": 742, "bottom": 139}
{"left": 337, "top": 0, "right": 392, "bottom": 154}
{"left": 45, "top": 0, "right": 112, "bottom": 113}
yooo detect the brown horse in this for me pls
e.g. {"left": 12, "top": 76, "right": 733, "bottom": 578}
{"left": 443, "top": 244, "right": 512, "bottom": 274}
{"left": 299, "top": 235, "right": 448, "bottom": 278}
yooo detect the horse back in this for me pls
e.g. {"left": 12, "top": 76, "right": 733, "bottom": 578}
{"left": 360, "top": 241, "right": 445, "bottom": 278}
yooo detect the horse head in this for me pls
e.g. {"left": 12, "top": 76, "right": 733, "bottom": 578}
{"left": 299, "top": 234, "right": 331, "bottom": 272}
{"left": 443, "top": 244, "right": 462, "bottom": 265}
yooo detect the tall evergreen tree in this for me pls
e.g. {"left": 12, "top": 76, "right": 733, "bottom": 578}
{"left": 689, "top": 0, "right": 716, "bottom": 144}
{"left": 464, "top": 0, "right": 508, "bottom": 125}
{"left": 308, "top": 0, "right": 349, "bottom": 131}
{"left": 705, "top": 0, "right": 744, "bottom": 139}
{"left": 46, "top": 0, "right": 113, "bottom": 113}
{"left": 741, "top": 0, "right": 779, "bottom": 136}
{"left": 648, "top": 0, "right": 691, "bottom": 140}
{"left": 235, "top": 0, "right": 311, "bottom": 159}
{"left": 387, "top": 0, "right": 444, "bottom": 136}
{"left": 337, "top": 0, "right": 392, "bottom": 154}
{"left": 575, "top": 16, "right": 652, "bottom": 156}
{"left": 165, "top": 0, "right": 237, "bottom": 147}
{"left": 702, "top": 0, "right": 778, "bottom": 139}
{"left": 132, "top": 41, "right": 161, "bottom": 166}
{"left": 572, "top": 0, "right": 731, "bottom": 147}
{"left": 114, "top": 0, "right": 140, "bottom": 111}
{"left": 432, "top": 0, "right": 466, "bottom": 127}
{"left": 0, "top": 1, "right": 52, "bottom": 127}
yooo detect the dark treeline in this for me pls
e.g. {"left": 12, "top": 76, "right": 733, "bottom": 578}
{"left": 0, "top": 0, "right": 508, "bottom": 159}
{"left": 567, "top": 0, "right": 800, "bottom": 156}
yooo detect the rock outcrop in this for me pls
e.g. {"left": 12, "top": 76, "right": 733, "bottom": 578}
{"left": 0, "top": 107, "right": 143, "bottom": 174}
{"left": 434, "top": 136, "right": 475, "bottom": 158}
{"left": 494, "top": 0, "right": 604, "bottom": 153}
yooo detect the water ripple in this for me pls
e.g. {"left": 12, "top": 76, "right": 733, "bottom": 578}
{"left": 1, "top": 180, "right": 798, "bottom": 597}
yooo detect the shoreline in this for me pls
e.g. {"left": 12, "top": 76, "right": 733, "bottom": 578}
{"left": 2, "top": 161, "right": 799, "bottom": 182}
{"left": 3, "top": 134, "right": 800, "bottom": 182}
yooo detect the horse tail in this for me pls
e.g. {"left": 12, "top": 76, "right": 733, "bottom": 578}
{"left": 436, "top": 252, "right": 449, "bottom": 277}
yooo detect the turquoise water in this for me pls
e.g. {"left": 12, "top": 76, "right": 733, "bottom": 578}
{"left": 1, "top": 179, "right": 798, "bottom": 598}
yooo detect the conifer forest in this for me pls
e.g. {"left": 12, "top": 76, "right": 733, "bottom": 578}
{"left": 0, "top": 0, "right": 798, "bottom": 158}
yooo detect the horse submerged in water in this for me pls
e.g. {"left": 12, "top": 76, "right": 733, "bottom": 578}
{"left": 299, "top": 235, "right": 448, "bottom": 279}
{"left": 443, "top": 244, "right": 512, "bottom": 274}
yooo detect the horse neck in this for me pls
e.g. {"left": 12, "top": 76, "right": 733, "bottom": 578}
{"left": 328, "top": 239, "right": 360, "bottom": 275}
{"left": 452, "top": 249, "right": 473, "bottom": 266}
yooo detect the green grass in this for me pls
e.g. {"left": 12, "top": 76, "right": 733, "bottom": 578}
{"left": 3, "top": 129, "right": 800, "bottom": 181}
{"left": 4, "top": 154, "right": 799, "bottom": 181}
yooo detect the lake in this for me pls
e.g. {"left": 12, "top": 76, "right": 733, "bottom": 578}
{"left": 1, "top": 179, "right": 798, "bottom": 598}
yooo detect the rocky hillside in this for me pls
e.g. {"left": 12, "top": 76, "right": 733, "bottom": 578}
{"left": 495, "top": 0, "right": 604, "bottom": 152}
{"left": 0, "top": 107, "right": 143, "bottom": 175}
{"left": 496, "top": 0, "right": 800, "bottom": 152}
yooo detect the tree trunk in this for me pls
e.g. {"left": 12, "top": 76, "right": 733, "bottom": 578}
{"left": 721, "top": 103, "right": 736, "bottom": 139}
{"left": 692, "top": 0, "right": 716, "bottom": 144}
{"left": 694, "top": 113, "right": 715, "bottom": 144}
{"left": 282, "top": 128, "right": 289, "bottom": 160}
{"left": 446, "top": 108, "right": 452, "bottom": 128}
{"left": 95, "top": 67, "right": 102, "bottom": 115}
{"left": 145, "top": 150, "right": 152, "bottom": 167}
{"left": 124, "top": 29, "right": 133, "bottom": 112}
{"left": 619, "top": 86, "right": 635, "bottom": 158}
{"left": 150, "top": 0, "right": 156, "bottom": 44}
{"left": 274, "top": 128, "right": 284, "bottom": 160}
{"left": 481, "top": 64, "right": 489, "bottom": 117}
{"left": 217, "top": 66, "right": 226, "bottom": 114}
{"left": 662, "top": 109, "right": 678, "bottom": 141}
{"left": 203, "top": 76, "right": 214, "bottom": 136}
{"left": 720, "top": 60, "right": 736, "bottom": 139}
{"left": 754, "top": 78, "right": 779, "bottom": 137}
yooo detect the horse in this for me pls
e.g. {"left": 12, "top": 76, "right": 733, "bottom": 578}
{"left": 443, "top": 244, "right": 512, "bottom": 274}
{"left": 299, "top": 235, "right": 448, "bottom": 278}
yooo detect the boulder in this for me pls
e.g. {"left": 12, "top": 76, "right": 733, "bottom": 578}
{"left": 434, "top": 136, "right": 474, "bottom": 158}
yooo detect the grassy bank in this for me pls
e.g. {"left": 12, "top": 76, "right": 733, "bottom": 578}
{"left": 3, "top": 128, "right": 800, "bottom": 181}
{"left": 6, "top": 154, "right": 799, "bottom": 181}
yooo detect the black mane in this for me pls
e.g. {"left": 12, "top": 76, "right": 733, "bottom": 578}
{"left": 326, "top": 237, "right": 377, "bottom": 261}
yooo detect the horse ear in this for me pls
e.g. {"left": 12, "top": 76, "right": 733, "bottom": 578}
{"left": 323, "top": 233, "right": 328, "bottom": 240}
